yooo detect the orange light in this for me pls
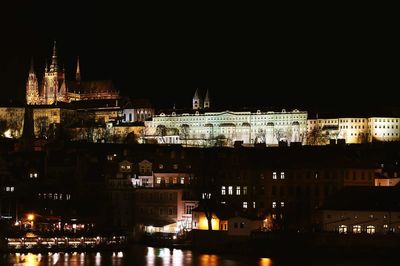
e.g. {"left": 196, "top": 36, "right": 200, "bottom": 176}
{"left": 27, "top": 214, "right": 35, "bottom": 221}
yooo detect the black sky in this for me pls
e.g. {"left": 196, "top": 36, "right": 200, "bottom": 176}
{"left": 1, "top": 3, "right": 398, "bottom": 111}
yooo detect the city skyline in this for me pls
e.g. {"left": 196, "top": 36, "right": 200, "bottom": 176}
{"left": 1, "top": 3, "right": 398, "bottom": 109}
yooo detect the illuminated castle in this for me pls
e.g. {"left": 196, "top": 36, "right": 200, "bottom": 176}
{"left": 26, "top": 41, "right": 119, "bottom": 105}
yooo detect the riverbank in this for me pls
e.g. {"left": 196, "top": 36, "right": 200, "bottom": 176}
{"left": 1, "top": 234, "right": 128, "bottom": 254}
{"left": 190, "top": 230, "right": 400, "bottom": 258}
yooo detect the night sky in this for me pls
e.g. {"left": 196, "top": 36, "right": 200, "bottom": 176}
{"left": 1, "top": 3, "right": 398, "bottom": 111}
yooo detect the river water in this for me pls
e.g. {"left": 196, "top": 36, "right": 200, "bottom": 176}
{"left": 2, "top": 245, "right": 397, "bottom": 265}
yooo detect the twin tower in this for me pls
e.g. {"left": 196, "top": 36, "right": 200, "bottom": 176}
{"left": 192, "top": 89, "right": 210, "bottom": 110}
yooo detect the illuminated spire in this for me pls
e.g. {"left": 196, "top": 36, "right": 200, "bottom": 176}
{"left": 50, "top": 41, "right": 58, "bottom": 72}
{"left": 29, "top": 57, "right": 35, "bottom": 74}
{"left": 193, "top": 88, "right": 200, "bottom": 100}
{"left": 193, "top": 88, "right": 201, "bottom": 110}
{"left": 76, "top": 56, "right": 81, "bottom": 83}
{"left": 204, "top": 89, "right": 210, "bottom": 109}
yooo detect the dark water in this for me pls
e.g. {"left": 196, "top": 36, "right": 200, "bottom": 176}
{"left": 2, "top": 245, "right": 398, "bottom": 265}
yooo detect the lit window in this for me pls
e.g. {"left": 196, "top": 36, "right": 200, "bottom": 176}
{"left": 339, "top": 225, "right": 347, "bottom": 234}
{"left": 280, "top": 172, "right": 285, "bottom": 179}
{"left": 383, "top": 224, "right": 388, "bottom": 229}
{"left": 221, "top": 186, "right": 226, "bottom": 195}
{"left": 29, "top": 173, "right": 34, "bottom": 178}
{"left": 272, "top": 214, "right": 276, "bottom": 219}
{"left": 236, "top": 186, "right": 241, "bottom": 195}
{"left": 34, "top": 173, "right": 38, "bottom": 178}
{"left": 156, "top": 177, "right": 161, "bottom": 184}
{"left": 126, "top": 165, "right": 131, "bottom": 169}
{"left": 353, "top": 225, "right": 361, "bottom": 234}
{"left": 253, "top": 202, "right": 256, "bottom": 208}
{"left": 159, "top": 164, "right": 164, "bottom": 169}
{"left": 180, "top": 177, "right": 185, "bottom": 184}
{"left": 202, "top": 193, "right": 210, "bottom": 199}
{"left": 228, "top": 186, "right": 233, "bottom": 195}
{"left": 243, "top": 202, "right": 248, "bottom": 208}
{"left": 272, "top": 201, "right": 276, "bottom": 208}
{"left": 66, "top": 194, "right": 71, "bottom": 200}
{"left": 173, "top": 164, "right": 178, "bottom": 169}
{"left": 280, "top": 201, "right": 285, "bottom": 207}
{"left": 273, "top": 172, "right": 277, "bottom": 179}
{"left": 243, "top": 186, "right": 247, "bottom": 195}
{"left": 54, "top": 193, "right": 58, "bottom": 200}
{"left": 366, "top": 225, "right": 375, "bottom": 234}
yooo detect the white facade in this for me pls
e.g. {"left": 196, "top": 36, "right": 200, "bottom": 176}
{"left": 307, "top": 117, "right": 400, "bottom": 144}
{"left": 122, "top": 108, "right": 154, "bottom": 123}
{"left": 145, "top": 109, "right": 308, "bottom": 147}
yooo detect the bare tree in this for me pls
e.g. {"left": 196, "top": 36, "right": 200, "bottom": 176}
{"left": 156, "top": 125, "right": 167, "bottom": 143}
{"left": 306, "top": 126, "right": 328, "bottom": 145}
{"left": 180, "top": 124, "right": 190, "bottom": 146}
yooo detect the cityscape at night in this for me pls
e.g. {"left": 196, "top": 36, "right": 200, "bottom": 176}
{"left": 1, "top": 2, "right": 399, "bottom": 266}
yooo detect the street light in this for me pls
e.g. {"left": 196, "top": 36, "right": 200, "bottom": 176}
{"left": 27, "top": 214, "right": 35, "bottom": 221}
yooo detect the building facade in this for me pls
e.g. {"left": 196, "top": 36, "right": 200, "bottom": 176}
{"left": 145, "top": 110, "right": 307, "bottom": 147}
{"left": 307, "top": 117, "right": 400, "bottom": 144}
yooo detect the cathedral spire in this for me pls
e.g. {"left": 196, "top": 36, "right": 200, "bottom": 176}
{"left": 193, "top": 88, "right": 201, "bottom": 110}
{"left": 29, "top": 57, "right": 35, "bottom": 74}
{"left": 76, "top": 56, "right": 81, "bottom": 83}
{"left": 26, "top": 57, "right": 40, "bottom": 105}
{"left": 50, "top": 41, "right": 58, "bottom": 72}
{"left": 204, "top": 89, "right": 210, "bottom": 109}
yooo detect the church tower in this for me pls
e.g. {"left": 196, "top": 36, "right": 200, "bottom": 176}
{"left": 203, "top": 89, "right": 210, "bottom": 109}
{"left": 193, "top": 88, "right": 201, "bottom": 110}
{"left": 76, "top": 56, "right": 81, "bottom": 83}
{"left": 42, "top": 41, "right": 59, "bottom": 104}
{"left": 26, "top": 57, "right": 40, "bottom": 105}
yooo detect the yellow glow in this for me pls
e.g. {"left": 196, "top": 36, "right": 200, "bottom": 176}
{"left": 259, "top": 258, "right": 272, "bottom": 266}
{"left": 4, "top": 129, "right": 12, "bottom": 138}
{"left": 25, "top": 253, "right": 40, "bottom": 266}
{"left": 199, "top": 254, "right": 218, "bottom": 266}
{"left": 27, "top": 214, "right": 35, "bottom": 221}
{"left": 198, "top": 214, "right": 220, "bottom": 230}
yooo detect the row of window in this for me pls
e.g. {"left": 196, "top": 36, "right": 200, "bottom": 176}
{"left": 120, "top": 165, "right": 132, "bottom": 170}
{"left": 5, "top": 186, "right": 15, "bottom": 192}
{"left": 338, "top": 224, "right": 389, "bottom": 234}
{"left": 311, "top": 119, "right": 400, "bottom": 124}
{"left": 272, "top": 172, "right": 285, "bottom": 180}
{"left": 272, "top": 201, "right": 285, "bottom": 208}
{"left": 242, "top": 201, "right": 256, "bottom": 209}
{"left": 156, "top": 177, "right": 185, "bottom": 185}
{"left": 38, "top": 193, "right": 71, "bottom": 200}
{"left": 221, "top": 186, "right": 248, "bottom": 196}
{"left": 29, "top": 173, "right": 39, "bottom": 178}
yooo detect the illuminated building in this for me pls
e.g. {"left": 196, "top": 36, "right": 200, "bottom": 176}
{"left": 144, "top": 90, "right": 308, "bottom": 147}
{"left": 134, "top": 188, "right": 198, "bottom": 233}
{"left": 307, "top": 117, "right": 400, "bottom": 144}
{"left": 26, "top": 42, "right": 119, "bottom": 105}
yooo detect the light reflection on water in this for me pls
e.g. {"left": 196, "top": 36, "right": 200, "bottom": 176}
{"left": 3, "top": 246, "right": 394, "bottom": 266}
